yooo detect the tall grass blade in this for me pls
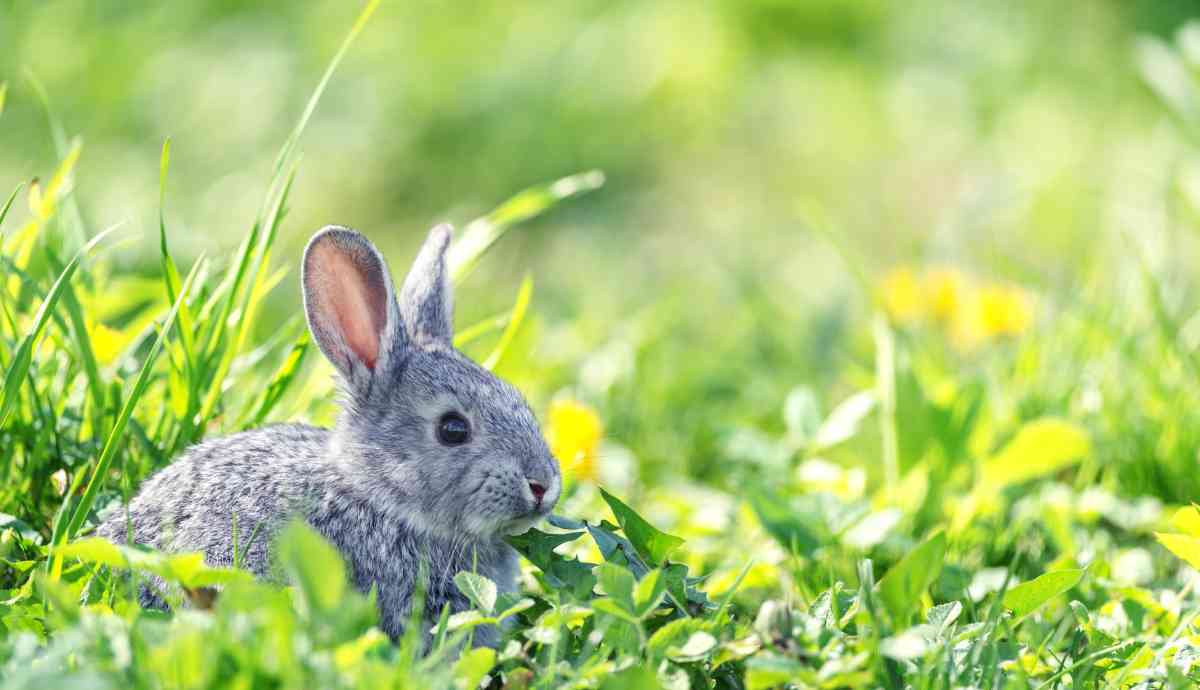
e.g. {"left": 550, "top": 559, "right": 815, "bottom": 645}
{"left": 47, "top": 250, "right": 106, "bottom": 421}
{"left": 56, "top": 255, "right": 205, "bottom": 559}
{"left": 448, "top": 170, "right": 605, "bottom": 283}
{"left": 0, "top": 227, "right": 115, "bottom": 428}
{"left": 239, "top": 332, "right": 310, "bottom": 429}
{"left": 482, "top": 274, "right": 533, "bottom": 371}
{"left": 453, "top": 310, "right": 512, "bottom": 349}
{"left": 269, "top": 0, "right": 380, "bottom": 186}
{"left": 0, "top": 183, "right": 21, "bottom": 231}
{"left": 198, "top": 170, "right": 296, "bottom": 424}
{"left": 25, "top": 71, "right": 88, "bottom": 249}
{"left": 158, "top": 139, "right": 195, "bottom": 350}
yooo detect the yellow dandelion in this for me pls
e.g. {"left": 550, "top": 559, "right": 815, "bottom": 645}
{"left": 879, "top": 267, "right": 923, "bottom": 325}
{"left": 545, "top": 399, "right": 603, "bottom": 483}
{"left": 924, "top": 268, "right": 965, "bottom": 325}
{"left": 976, "top": 284, "right": 1034, "bottom": 338}
{"left": 89, "top": 320, "right": 127, "bottom": 365}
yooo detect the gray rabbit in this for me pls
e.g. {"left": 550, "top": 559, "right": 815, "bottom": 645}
{"left": 97, "top": 224, "right": 561, "bottom": 646}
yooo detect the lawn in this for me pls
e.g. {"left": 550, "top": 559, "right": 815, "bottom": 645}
{"left": 4, "top": 1, "right": 1200, "bottom": 688}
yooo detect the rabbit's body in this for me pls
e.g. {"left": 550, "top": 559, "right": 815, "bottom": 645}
{"left": 96, "top": 226, "right": 558, "bottom": 647}
{"left": 99, "top": 424, "right": 517, "bottom": 643}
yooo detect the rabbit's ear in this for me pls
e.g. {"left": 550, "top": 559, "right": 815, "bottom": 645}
{"left": 398, "top": 224, "right": 454, "bottom": 347}
{"left": 302, "top": 226, "right": 407, "bottom": 386}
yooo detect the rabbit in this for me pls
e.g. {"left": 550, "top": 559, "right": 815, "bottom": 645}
{"left": 96, "top": 224, "right": 562, "bottom": 647}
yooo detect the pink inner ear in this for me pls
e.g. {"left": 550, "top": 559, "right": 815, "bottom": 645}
{"left": 311, "top": 242, "right": 387, "bottom": 370}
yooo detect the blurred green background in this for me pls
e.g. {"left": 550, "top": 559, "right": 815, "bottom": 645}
{"left": 3, "top": 0, "right": 1200, "bottom": 494}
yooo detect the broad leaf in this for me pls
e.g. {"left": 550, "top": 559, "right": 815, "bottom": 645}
{"left": 1002, "top": 569, "right": 1085, "bottom": 619}
{"left": 1157, "top": 532, "right": 1200, "bottom": 570}
{"left": 748, "top": 487, "right": 822, "bottom": 556}
{"left": 877, "top": 531, "right": 947, "bottom": 625}
{"left": 596, "top": 562, "right": 636, "bottom": 613}
{"left": 979, "top": 418, "right": 1091, "bottom": 490}
{"left": 453, "top": 647, "right": 495, "bottom": 690}
{"left": 453, "top": 572, "right": 497, "bottom": 615}
{"left": 276, "top": 521, "right": 347, "bottom": 615}
{"left": 600, "top": 489, "right": 684, "bottom": 565}
{"left": 634, "top": 568, "right": 666, "bottom": 617}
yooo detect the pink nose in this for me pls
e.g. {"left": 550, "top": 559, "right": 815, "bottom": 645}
{"left": 528, "top": 480, "right": 547, "bottom": 503}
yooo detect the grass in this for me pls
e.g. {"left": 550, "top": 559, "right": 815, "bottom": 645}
{"left": 5, "top": 5, "right": 1200, "bottom": 690}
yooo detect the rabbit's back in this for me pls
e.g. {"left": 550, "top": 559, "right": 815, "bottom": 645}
{"left": 98, "top": 423, "right": 332, "bottom": 577}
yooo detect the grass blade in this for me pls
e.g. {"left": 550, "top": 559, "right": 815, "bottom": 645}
{"left": 268, "top": 0, "right": 380, "bottom": 186}
{"left": 453, "top": 310, "right": 512, "bottom": 349}
{"left": 198, "top": 170, "right": 296, "bottom": 424}
{"left": 46, "top": 248, "right": 106, "bottom": 423}
{"left": 25, "top": 71, "right": 88, "bottom": 249}
{"left": 238, "top": 331, "right": 310, "bottom": 428}
{"left": 0, "top": 227, "right": 115, "bottom": 428}
{"left": 482, "top": 274, "right": 533, "bottom": 371}
{"left": 56, "top": 253, "right": 205, "bottom": 557}
{"left": 0, "top": 183, "right": 23, "bottom": 231}
{"left": 448, "top": 170, "right": 605, "bottom": 283}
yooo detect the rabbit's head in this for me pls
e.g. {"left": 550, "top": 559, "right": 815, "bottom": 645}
{"left": 301, "top": 225, "right": 561, "bottom": 539}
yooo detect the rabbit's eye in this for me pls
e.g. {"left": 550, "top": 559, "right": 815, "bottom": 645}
{"left": 437, "top": 412, "right": 471, "bottom": 446}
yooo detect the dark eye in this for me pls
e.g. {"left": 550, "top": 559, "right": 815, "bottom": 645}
{"left": 437, "top": 412, "right": 471, "bottom": 446}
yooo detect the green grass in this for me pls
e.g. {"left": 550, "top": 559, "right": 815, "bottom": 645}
{"left": 6, "top": 4, "right": 1200, "bottom": 690}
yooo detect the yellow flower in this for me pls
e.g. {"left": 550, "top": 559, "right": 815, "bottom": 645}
{"left": 976, "top": 284, "right": 1033, "bottom": 338}
{"left": 924, "top": 268, "right": 965, "bottom": 325}
{"left": 546, "top": 399, "right": 603, "bottom": 483}
{"left": 89, "top": 320, "right": 127, "bottom": 365}
{"left": 879, "top": 267, "right": 923, "bottom": 325}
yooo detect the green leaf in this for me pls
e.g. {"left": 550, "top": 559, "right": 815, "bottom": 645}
{"left": 600, "top": 488, "right": 684, "bottom": 565}
{"left": 1157, "top": 532, "right": 1200, "bottom": 570}
{"left": 813, "top": 390, "right": 876, "bottom": 449}
{"left": 596, "top": 562, "right": 636, "bottom": 613}
{"left": 598, "top": 664, "right": 661, "bottom": 690}
{"left": 453, "top": 571, "right": 497, "bottom": 615}
{"left": 877, "top": 531, "right": 947, "bottom": 625}
{"left": 496, "top": 597, "right": 534, "bottom": 621}
{"left": 507, "top": 527, "right": 595, "bottom": 598}
{"left": 506, "top": 526, "right": 583, "bottom": 567}
{"left": 747, "top": 487, "right": 821, "bottom": 556}
{"left": 633, "top": 568, "right": 666, "bottom": 617}
{"left": 979, "top": 418, "right": 1091, "bottom": 490}
{"left": 275, "top": 521, "right": 347, "bottom": 615}
{"left": 58, "top": 538, "right": 251, "bottom": 590}
{"left": 592, "top": 597, "right": 641, "bottom": 625}
{"left": 669, "top": 631, "right": 718, "bottom": 662}
{"left": 165, "top": 552, "right": 253, "bottom": 589}
{"left": 525, "top": 604, "right": 593, "bottom": 645}
{"left": 746, "top": 654, "right": 815, "bottom": 690}
{"left": 927, "top": 600, "right": 962, "bottom": 634}
{"left": 1168, "top": 505, "right": 1200, "bottom": 537}
{"left": 453, "top": 647, "right": 495, "bottom": 690}
{"left": 647, "top": 617, "right": 705, "bottom": 657}
{"left": 56, "top": 537, "right": 126, "bottom": 568}
{"left": 1002, "top": 569, "right": 1086, "bottom": 619}
{"left": 782, "top": 387, "right": 821, "bottom": 445}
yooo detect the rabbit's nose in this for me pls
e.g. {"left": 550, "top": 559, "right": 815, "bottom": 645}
{"left": 528, "top": 480, "right": 547, "bottom": 504}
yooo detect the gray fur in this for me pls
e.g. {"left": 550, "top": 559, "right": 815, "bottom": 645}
{"left": 97, "top": 225, "right": 561, "bottom": 646}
